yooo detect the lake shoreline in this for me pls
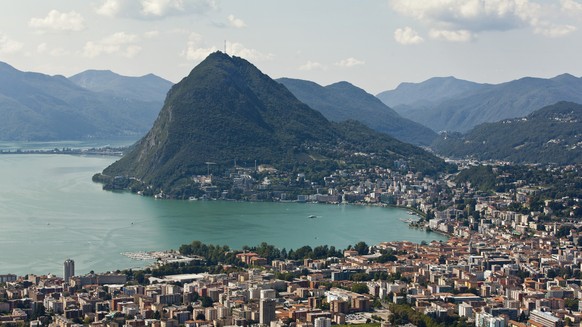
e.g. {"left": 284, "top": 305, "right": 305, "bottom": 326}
{"left": 0, "top": 153, "right": 447, "bottom": 276}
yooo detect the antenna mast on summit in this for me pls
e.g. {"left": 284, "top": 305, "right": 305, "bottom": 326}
{"left": 224, "top": 40, "right": 227, "bottom": 54}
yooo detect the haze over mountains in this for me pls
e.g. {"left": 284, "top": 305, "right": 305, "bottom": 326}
{"left": 277, "top": 78, "right": 437, "bottom": 146}
{"left": 69, "top": 70, "right": 173, "bottom": 103}
{"left": 0, "top": 61, "right": 172, "bottom": 141}
{"left": 97, "top": 52, "right": 448, "bottom": 195}
{"left": 378, "top": 74, "right": 582, "bottom": 133}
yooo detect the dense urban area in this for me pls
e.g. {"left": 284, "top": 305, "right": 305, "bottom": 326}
{"left": 3, "top": 2, "right": 582, "bottom": 327}
{"left": 2, "top": 159, "right": 582, "bottom": 327}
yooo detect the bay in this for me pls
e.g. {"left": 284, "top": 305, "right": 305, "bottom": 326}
{"left": 0, "top": 154, "right": 446, "bottom": 276}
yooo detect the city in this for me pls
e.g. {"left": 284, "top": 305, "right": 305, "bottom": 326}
{"left": 2, "top": 160, "right": 581, "bottom": 327}
{"left": 2, "top": 2, "right": 582, "bottom": 327}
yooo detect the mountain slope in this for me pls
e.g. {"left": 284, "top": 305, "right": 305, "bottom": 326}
{"left": 278, "top": 78, "right": 437, "bottom": 145}
{"left": 376, "top": 76, "right": 485, "bottom": 108}
{"left": 432, "top": 101, "right": 582, "bottom": 164}
{"left": 99, "top": 52, "right": 448, "bottom": 195}
{"left": 0, "top": 62, "right": 165, "bottom": 140}
{"left": 69, "top": 70, "right": 172, "bottom": 102}
{"left": 378, "top": 74, "right": 582, "bottom": 132}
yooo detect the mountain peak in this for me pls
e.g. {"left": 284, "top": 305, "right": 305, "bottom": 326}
{"left": 98, "top": 53, "right": 446, "bottom": 196}
{"left": 327, "top": 81, "right": 355, "bottom": 88}
{"left": 551, "top": 73, "right": 579, "bottom": 82}
{"left": 326, "top": 81, "right": 367, "bottom": 95}
{"left": 69, "top": 68, "right": 173, "bottom": 102}
{"left": 0, "top": 61, "right": 164, "bottom": 141}
{"left": 377, "top": 76, "right": 483, "bottom": 109}
{"left": 278, "top": 77, "right": 438, "bottom": 146}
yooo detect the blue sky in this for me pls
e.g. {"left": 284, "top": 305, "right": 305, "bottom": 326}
{"left": 1, "top": 0, "right": 581, "bottom": 93}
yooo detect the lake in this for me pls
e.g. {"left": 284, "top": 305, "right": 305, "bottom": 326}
{"left": 0, "top": 153, "right": 446, "bottom": 276}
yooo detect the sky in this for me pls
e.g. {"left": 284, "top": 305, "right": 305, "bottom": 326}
{"left": 1, "top": 0, "right": 582, "bottom": 94}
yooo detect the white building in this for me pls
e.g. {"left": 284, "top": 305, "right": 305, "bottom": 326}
{"left": 314, "top": 317, "right": 331, "bottom": 327}
{"left": 459, "top": 302, "right": 473, "bottom": 319}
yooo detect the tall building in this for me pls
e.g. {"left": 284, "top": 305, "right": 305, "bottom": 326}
{"left": 529, "top": 310, "right": 563, "bottom": 327}
{"left": 64, "top": 259, "right": 75, "bottom": 282}
{"left": 259, "top": 299, "right": 276, "bottom": 325}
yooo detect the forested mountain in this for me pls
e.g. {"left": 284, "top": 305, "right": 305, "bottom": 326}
{"left": 278, "top": 78, "right": 437, "bottom": 145}
{"left": 98, "top": 52, "right": 449, "bottom": 194}
{"left": 377, "top": 74, "right": 582, "bottom": 133}
{"left": 432, "top": 101, "right": 582, "bottom": 164}
{"left": 0, "top": 62, "right": 166, "bottom": 140}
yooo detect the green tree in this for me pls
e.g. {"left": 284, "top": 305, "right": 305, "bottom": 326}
{"left": 354, "top": 241, "right": 369, "bottom": 255}
{"left": 200, "top": 296, "right": 213, "bottom": 307}
{"left": 565, "top": 298, "right": 579, "bottom": 311}
{"left": 351, "top": 283, "right": 369, "bottom": 294}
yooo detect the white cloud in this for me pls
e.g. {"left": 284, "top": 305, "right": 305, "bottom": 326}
{"left": 183, "top": 46, "right": 218, "bottom": 60}
{"left": 299, "top": 61, "right": 325, "bottom": 71}
{"left": 533, "top": 23, "right": 576, "bottom": 37}
{"left": 96, "top": 0, "right": 122, "bottom": 17}
{"left": 562, "top": 0, "right": 582, "bottom": 13}
{"left": 96, "top": 0, "right": 217, "bottom": 19}
{"left": 429, "top": 29, "right": 473, "bottom": 42}
{"left": 335, "top": 57, "right": 365, "bottom": 68}
{"left": 141, "top": 0, "right": 181, "bottom": 16}
{"left": 227, "top": 42, "right": 272, "bottom": 61}
{"left": 394, "top": 26, "right": 424, "bottom": 44}
{"left": 83, "top": 32, "right": 142, "bottom": 58}
{"left": 390, "top": 0, "right": 576, "bottom": 40}
{"left": 29, "top": 10, "right": 85, "bottom": 32}
{"left": 182, "top": 33, "right": 218, "bottom": 60}
{"left": 227, "top": 14, "right": 247, "bottom": 28}
{"left": 181, "top": 35, "right": 272, "bottom": 62}
{"left": 0, "top": 33, "right": 23, "bottom": 54}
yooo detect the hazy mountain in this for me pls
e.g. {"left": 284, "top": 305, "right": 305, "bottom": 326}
{"left": 0, "top": 62, "right": 166, "bottom": 141}
{"left": 278, "top": 78, "right": 437, "bottom": 146}
{"left": 97, "top": 52, "right": 448, "bottom": 195}
{"left": 432, "top": 101, "right": 582, "bottom": 164}
{"left": 378, "top": 74, "right": 582, "bottom": 133}
{"left": 376, "top": 76, "right": 485, "bottom": 108}
{"left": 69, "top": 70, "right": 173, "bottom": 102}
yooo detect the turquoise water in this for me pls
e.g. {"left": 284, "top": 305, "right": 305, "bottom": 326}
{"left": 0, "top": 154, "right": 446, "bottom": 276}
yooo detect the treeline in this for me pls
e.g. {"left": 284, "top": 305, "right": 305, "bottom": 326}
{"left": 178, "top": 241, "right": 239, "bottom": 266}
{"left": 123, "top": 240, "right": 406, "bottom": 285}
{"left": 177, "top": 240, "right": 384, "bottom": 264}
{"left": 389, "top": 303, "right": 468, "bottom": 327}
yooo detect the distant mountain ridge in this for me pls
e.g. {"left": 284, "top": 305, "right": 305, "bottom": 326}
{"left": 278, "top": 78, "right": 437, "bottom": 145}
{"left": 0, "top": 62, "right": 170, "bottom": 141}
{"left": 432, "top": 101, "right": 582, "bottom": 164}
{"left": 69, "top": 70, "right": 173, "bottom": 102}
{"left": 377, "top": 74, "right": 582, "bottom": 132}
{"left": 97, "top": 52, "right": 449, "bottom": 196}
{"left": 377, "top": 76, "right": 485, "bottom": 108}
